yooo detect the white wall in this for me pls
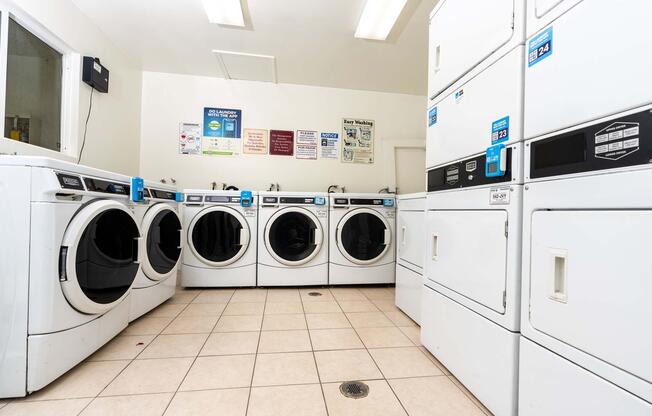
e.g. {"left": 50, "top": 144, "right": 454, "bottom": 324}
{"left": 0, "top": 0, "right": 142, "bottom": 176}
{"left": 140, "top": 71, "right": 426, "bottom": 192}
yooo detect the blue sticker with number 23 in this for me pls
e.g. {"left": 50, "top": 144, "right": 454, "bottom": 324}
{"left": 491, "top": 116, "right": 510, "bottom": 144}
{"left": 528, "top": 27, "right": 553, "bottom": 67}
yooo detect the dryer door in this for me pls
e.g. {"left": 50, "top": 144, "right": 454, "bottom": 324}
{"left": 142, "top": 203, "right": 182, "bottom": 281}
{"left": 265, "top": 207, "right": 323, "bottom": 266}
{"left": 337, "top": 208, "right": 391, "bottom": 265}
{"left": 60, "top": 199, "right": 141, "bottom": 314}
{"left": 188, "top": 206, "right": 250, "bottom": 267}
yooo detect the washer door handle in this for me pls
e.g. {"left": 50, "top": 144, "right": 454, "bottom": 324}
{"left": 238, "top": 227, "right": 250, "bottom": 246}
{"left": 312, "top": 228, "right": 322, "bottom": 246}
{"left": 132, "top": 237, "right": 143, "bottom": 264}
{"left": 383, "top": 229, "right": 391, "bottom": 245}
{"left": 177, "top": 228, "right": 184, "bottom": 249}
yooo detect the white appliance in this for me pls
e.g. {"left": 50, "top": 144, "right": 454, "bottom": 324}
{"left": 427, "top": 0, "right": 525, "bottom": 100}
{"left": 257, "top": 192, "right": 329, "bottom": 286}
{"left": 524, "top": 0, "right": 652, "bottom": 139}
{"left": 329, "top": 193, "right": 396, "bottom": 285}
{"left": 518, "top": 106, "right": 652, "bottom": 415}
{"left": 427, "top": 46, "right": 524, "bottom": 169}
{"left": 0, "top": 157, "right": 140, "bottom": 398}
{"left": 129, "top": 181, "right": 182, "bottom": 321}
{"left": 422, "top": 145, "right": 523, "bottom": 416}
{"left": 395, "top": 193, "right": 425, "bottom": 324}
{"left": 181, "top": 190, "right": 257, "bottom": 287}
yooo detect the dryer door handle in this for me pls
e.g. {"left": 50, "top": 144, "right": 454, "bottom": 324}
{"left": 431, "top": 233, "right": 439, "bottom": 261}
{"left": 401, "top": 226, "right": 407, "bottom": 245}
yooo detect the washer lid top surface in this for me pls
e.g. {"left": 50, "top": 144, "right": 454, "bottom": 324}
{"left": 189, "top": 205, "right": 250, "bottom": 267}
{"left": 60, "top": 199, "right": 141, "bottom": 314}
{"left": 265, "top": 207, "right": 323, "bottom": 266}
{"left": 337, "top": 208, "right": 391, "bottom": 265}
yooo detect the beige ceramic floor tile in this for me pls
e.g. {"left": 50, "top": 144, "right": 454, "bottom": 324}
{"left": 138, "top": 334, "right": 208, "bottom": 359}
{"left": 266, "top": 289, "right": 301, "bottom": 302}
{"left": 368, "top": 347, "right": 443, "bottom": 379}
{"left": 309, "top": 329, "right": 364, "bottom": 351}
{"left": 299, "top": 288, "right": 335, "bottom": 302}
{"left": 248, "top": 384, "right": 327, "bottom": 416}
{"left": 314, "top": 349, "right": 382, "bottom": 383}
{"left": 418, "top": 347, "right": 451, "bottom": 375}
{"left": 178, "top": 303, "right": 226, "bottom": 317}
{"left": 345, "top": 312, "right": 394, "bottom": 328}
{"left": 262, "top": 314, "right": 307, "bottom": 331}
{"left": 0, "top": 400, "right": 7, "bottom": 410}
{"left": 252, "top": 352, "right": 318, "bottom": 387}
{"left": 356, "top": 327, "right": 414, "bottom": 348}
{"left": 359, "top": 287, "right": 395, "bottom": 300}
{"left": 164, "top": 388, "right": 249, "bottom": 416}
{"left": 81, "top": 393, "right": 173, "bottom": 416}
{"left": 123, "top": 316, "right": 174, "bottom": 336}
{"left": 180, "top": 355, "right": 255, "bottom": 391}
{"left": 147, "top": 303, "right": 186, "bottom": 318}
{"left": 322, "top": 379, "right": 407, "bottom": 416}
{"left": 230, "top": 289, "right": 268, "bottom": 303}
{"left": 162, "top": 315, "right": 218, "bottom": 334}
{"left": 223, "top": 302, "right": 265, "bottom": 316}
{"left": 449, "top": 376, "right": 494, "bottom": 415}
{"left": 101, "top": 358, "right": 193, "bottom": 396}
{"left": 258, "top": 330, "right": 311, "bottom": 353}
{"left": 370, "top": 299, "right": 400, "bottom": 312}
{"left": 0, "top": 399, "right": 91, "bottom": 416}
{"left": 88, "top": 334, "right": 155, "bottom": 361}
{"left": 389, "top": 376, "right": 486, "bottom": 416}
{"left": 398, "top": 326, "right": 422, "bottom": 346}
{"left": 214, "top": 315, "right": 263, "bottom": 332}
{"left": 200, "top": 332, "right": 260, "bottom": 356}
{"left": 25, "top": 361, "right": 129, "bottom": 401}
{"left": 337, "top": 300, "right": 379, "bottom": 312}
{"left": 168, "top": 291, "right": 199, "bottom": 304}
{"left": 264, "top": 302, "right": 303, "bottom": 315}
{"left": 384, "top": 311, "right": 417, "bottom": 327}
{"left": 302, "top": 301, "right": 341, "bottom": 314}
{"left": 192, "top": 290, "right": 234, "bottom": 304}
{"left": 330, "top": 288, "right": 366, "bottom": 301}
{"left": 305, "top": 313, "right": 351, "bottom": 329}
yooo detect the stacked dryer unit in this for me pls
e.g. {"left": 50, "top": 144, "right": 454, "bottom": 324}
{"left": 0, "top": 157, "right": 140, "bottom": 398}
{"left": 421, "top": 1, "right": 526, "bottom": 415}
{"left": 328, "top": 193, "right": 396, "bottom": 285}
{"left": 181, "top": 190, "right": 258, "bottom": 287}
{"left": 519, "top": 1, "right": 652, "bottom": 414}
{"left": 129, "top": 181, "right": 183, "bottom": 321}
{"left": 394, "top": 193, "right": 425, "bottom": 324}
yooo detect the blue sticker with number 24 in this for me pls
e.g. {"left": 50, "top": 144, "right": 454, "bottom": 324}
{"left": 528, "top": 27, "right": 553, "bottom": 67}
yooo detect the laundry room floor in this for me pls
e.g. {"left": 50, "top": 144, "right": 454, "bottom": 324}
{"left": 0, "top": 286, "right": 492, "bottom": 416}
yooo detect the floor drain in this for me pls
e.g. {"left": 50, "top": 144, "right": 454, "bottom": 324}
{"left": 339, "top": 381, "right": 369, "bottom": 399}
{"left": 308, "top": 292, "right": 323, "bottom": 297}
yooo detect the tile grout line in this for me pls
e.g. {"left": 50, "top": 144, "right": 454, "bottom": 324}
{"left": 243, "top": 288, "right": 268, "bottom": 416}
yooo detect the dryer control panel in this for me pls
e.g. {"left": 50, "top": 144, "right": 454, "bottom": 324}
{"left": 427, "top": 147, "right": 514, "bottom": 192}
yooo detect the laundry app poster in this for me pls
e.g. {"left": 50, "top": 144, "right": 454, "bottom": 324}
{"left": 202, "top": 107, "right": 242, "bottom": 156}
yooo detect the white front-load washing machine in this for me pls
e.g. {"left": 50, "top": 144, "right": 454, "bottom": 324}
{"left": 129, "top": 181, "right": 183, "bottom": 322}
{"left": 257, "top": 191, "right": 328, "bottom": 286}
{"left": 422, "top": 145, "right": 523, "bottom": 416}
{"left": 328, "top": 193, "right": 396, "bottom": 285}
{"left": 518, "top": 106, "right": 652, "bottom": 415}
{"left": 524, "top": 0, "right": 652, "bottom": 139}
{"left": 181, "top": 190, "right": 258, "bottom": 287}
{"left": 395, "top": 193, "right": 425, "bottom": 325}
{"left": 0, "top": 157, "right": 141, "bottom": 398}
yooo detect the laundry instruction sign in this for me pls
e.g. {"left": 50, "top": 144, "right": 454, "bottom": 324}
{"left": 342, "top": 118, "right": 374, "bottom": 164}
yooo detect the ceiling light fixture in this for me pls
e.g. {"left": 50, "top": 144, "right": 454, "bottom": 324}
{"left": 202, "top": 0, "right": 245, "bottom": 27}
{"left": 354, "top": 0, "right": 407, "bottom": 40}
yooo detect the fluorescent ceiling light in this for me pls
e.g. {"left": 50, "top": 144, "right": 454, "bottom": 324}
{"left": 355, "top": 0, "right": 407, "bottom": 40}
{"left": 202, "top": 0, "right": 245, "bottom": 27}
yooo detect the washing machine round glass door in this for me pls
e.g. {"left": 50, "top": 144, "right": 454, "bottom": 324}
{"left": 265, "top": 207, "right": 323, "bottom": 266}
{"left": 337, "top": 208, "right": 391, "bottom": 265}
{"left": 188, "top": 206, "right": 250, "bottom": 267}
{"left": 60, "top": 199, "right": 141, "bottom": 314}
{"left": 142, "top": 204, "right": 182, "bottom": 281}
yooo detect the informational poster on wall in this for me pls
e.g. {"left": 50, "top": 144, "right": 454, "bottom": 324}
{"left": 269, "top": 130, "right": 294, "bottom": 156}
{"left": 295, "top": 130, "right": 318, "bottom": 160}
{"left": 243, "top": 128, "right": 269, "bottom": 154}
{"left": 341, "top": 118, "right": 375, "bottom": 164}
{"left": 202, "top": 107, "right": 242, "bottom": 156}
{"left": 320, "top": 132, "right": 339, "bottom": 159}
{"left": 178, "top": 123, "right": 202, "bottom": 155}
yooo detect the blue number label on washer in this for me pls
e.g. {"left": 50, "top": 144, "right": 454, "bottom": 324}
{"left": 240, "top": 190, "right": 253, "bottom": 207}
{"left": 528, "top": 27, "right": 553, "bottom": 67}
{"left": 383, "top": 199, "right": 394, "bottom": 207}
{"left": 314, "top": 197, "right": 326, "bottom": 206}
{"left": 428, "top": 106, "right": 437, "bottom": 127}
{"left": 491, "top": 116, "right": 510, "bottom": 145}
{"left": 130, "top": 177, "right": 144, "bottom": 202}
